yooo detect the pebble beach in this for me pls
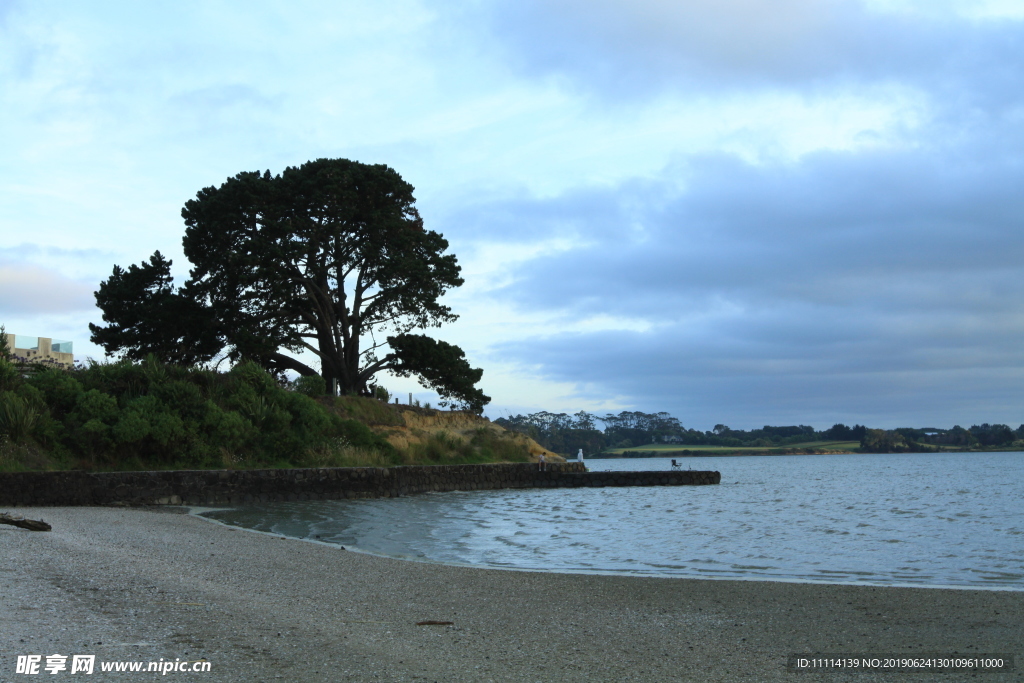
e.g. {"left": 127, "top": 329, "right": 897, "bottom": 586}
{"left": 2, "top": 506, "right": 1021, "bottom": 682}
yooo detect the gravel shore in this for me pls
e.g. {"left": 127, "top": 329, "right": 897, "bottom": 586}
{"left": 2, "top": 506, "right": 1021, "bottom": 682}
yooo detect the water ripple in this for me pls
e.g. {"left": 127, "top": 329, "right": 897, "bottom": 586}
{"left": 202, "top": 451, "right": 1024, "bottom": 589}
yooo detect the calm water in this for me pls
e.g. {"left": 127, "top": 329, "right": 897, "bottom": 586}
{"left": 200, "top": 452, "right": 1024, "bottom": 589}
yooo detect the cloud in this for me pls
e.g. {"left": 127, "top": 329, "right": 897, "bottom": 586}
{"left": 476, "top": 0, "right": 1024, "bottom": 99}
{"left": 483, "top": 139, "right": 1024, "bottom": 316}
{"left": 494, "top": 326, "right": 1024, "bottom": 429}
{"left": 169, "top": 83, "right": 281, "bottom": 111}
{"left": 3, "top": 0, "right": 1022, "bottom": 429}
{"left": 0, "top": 263, "right": 96, "bottom": 316}
{"left": 0, "top": 243, "right": 113, "bottom": 262}
{"left": 0, "top": 244, "right": 120, "bottom": 283}
{"left": 461, "top": 108, "right": 1024, "bottom": 427}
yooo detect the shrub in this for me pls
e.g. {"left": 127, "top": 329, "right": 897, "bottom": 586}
{"left": 336, "top": 418, "right": 396, "bottom": 456}
{"left": 113, "top": 410, "right": 150, "bottom": 444}
{"left": 238, "top": 393, "right": 291, "bottom": 432}
{"left": 0, "top": 325, "right": 10, "bottom": 361}
{"left": 152, "top": 380, "right": 206, "bottom": 420}
{"left": 1, "top": 356, "right": 511, "bottom": 470}
{"left": 229, "top": 361, "right": 278, "bottom": 394}
{"left": 0, "top": 358, "right": 19, "bottom": 392}
{"left": 28, "top": 368, "right": 84, "bottom": 417}
{"left": 0, "top": 392, "right": 40, "bottom": 441}
{"left": 70, "top": 389, "right": 120, "bottom": 425}
{"left": 293, "top": 375, "right": 326, "bottom": 397}
{"left": 147, "top": 411, "right": 186, "bottom": 448}
{"left": 77, "top": 358, "right": 149, "bottom": 398}
{"left": 202, "top": 401, "right": 254, "bottom": 454}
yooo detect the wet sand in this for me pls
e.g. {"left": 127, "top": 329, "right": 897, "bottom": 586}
{"left": 1, "top": 506, "right": 1020, "bottom": 681}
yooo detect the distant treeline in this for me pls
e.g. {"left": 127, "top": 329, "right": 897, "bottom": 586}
{"left": 494, "top": 411, "right": 1024, "bottom": 456}
{"left": 862, "top": 424, "right": 1023, "bottom": 452}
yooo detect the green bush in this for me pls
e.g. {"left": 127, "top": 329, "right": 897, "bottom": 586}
{"left": 0, "top": 357, "right": 464, "bottom": 470}
{"left": 152, "top": 380, "right": 205, "bottom": 420}
{"left": 113, "top": 410, "right": 150, "bottom": 444}
{"left": 230, "top": 361, "right": 278, "bottom": 394}
{"left": 0, "top": 325, "right": 10, "bottom": 361}
{"left": 202, "top": 402, "right": 254, "bottom": 456}
{"left": 336, "top": 418, "right": 397, "bottom": 456}
{"left": 0, "top": 358, "right": 19, "bottom": 392}
{"left": 0, "top": 392, "right": 40, "bottom": 441}
{"left": 28, "top": 368, "right": 84, "bottom": 415}
{"left": 70, "top": 389, "right": 119, "bottom": 425}
{"left": 293, "top": 375, "right": 326, "bottom": 397}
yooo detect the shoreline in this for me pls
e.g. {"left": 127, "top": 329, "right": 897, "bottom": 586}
{"left": 594, "top": 448, "right": 1024, "bottom": 458}
{"left": 3, "top": 506, "right": 1022, "bottom": 681}
{"left": 190, "top": 507, "right": 1024, "bottom": 593}
{"left": 591, "top": 450, "right": 858, "bottom": 458}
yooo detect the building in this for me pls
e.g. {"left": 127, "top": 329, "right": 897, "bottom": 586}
{"left": 4, "top": 333, "right": 74, "bottom": 368}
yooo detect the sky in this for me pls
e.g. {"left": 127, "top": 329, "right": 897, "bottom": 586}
{"left": 3, "top": 0, "right": 1024, "bottom": 431}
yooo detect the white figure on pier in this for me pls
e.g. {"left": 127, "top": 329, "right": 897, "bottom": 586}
{"left": 577, "top": 449, "right": 584, "bottom": 464}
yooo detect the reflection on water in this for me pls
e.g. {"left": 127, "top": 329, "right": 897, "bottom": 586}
{"left": 201, "top": 452, "right": 1024, "bottom": 589}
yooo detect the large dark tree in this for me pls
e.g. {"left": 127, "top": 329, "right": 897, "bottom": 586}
{"left": 91, "top": 159, "right": 490, "bottom": 411}
{"left": 89, "top": 251, "right": 222, "bottom": 365}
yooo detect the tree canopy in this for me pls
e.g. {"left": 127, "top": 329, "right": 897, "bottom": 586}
{"left": 88, "top": 251, "right": 222, "bottom": 366}
{"left": 90, "top": 159, "right": 490, "bottom": 411}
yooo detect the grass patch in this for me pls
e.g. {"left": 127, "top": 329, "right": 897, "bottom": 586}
{"left": 331, "top": 396, "right": 404, "bottom": 426}
{"left": 300, "top": 440, "right": 404, "bottom": 468}
{"left": 0, "top": 434, "right": 62, "bottom": 472}
{"left": 405, "top": 429, "right": 532, "bottom": 466}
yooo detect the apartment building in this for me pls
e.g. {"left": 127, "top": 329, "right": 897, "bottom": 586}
{"left": 4, "top": 333, "right": 74, "bottom": 368}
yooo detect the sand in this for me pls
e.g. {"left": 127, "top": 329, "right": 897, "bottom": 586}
{"left": 1, "top": 506, "right": 1020, "bottom": 682}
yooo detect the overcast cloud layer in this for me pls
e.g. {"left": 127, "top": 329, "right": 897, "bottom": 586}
{"left": 2, "top": 0, "right": 1023, "bottom": 429}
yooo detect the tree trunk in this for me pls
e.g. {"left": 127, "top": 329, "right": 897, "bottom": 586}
{"left": 0, "top": 513, "right": 51, "bottom": 531}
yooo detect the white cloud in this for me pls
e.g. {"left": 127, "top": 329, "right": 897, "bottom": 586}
{"left": 863, "top": 0, "right": 1024, "bottom": 20}
{"left": 478, "top": 0, "right": 1024, "bottom": 102}
{"left": 0, "top": 263, "right": 95, "bottom": 315}
{"left": 2, "top": 0, "right": 1023, "bottom": 426}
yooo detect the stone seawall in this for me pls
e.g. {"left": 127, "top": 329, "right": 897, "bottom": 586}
{"left": 0, "top": 464, "right": 720, "bottom": 507}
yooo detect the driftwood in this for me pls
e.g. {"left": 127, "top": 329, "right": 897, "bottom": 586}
{"left": 0, "top": 512, "right": 51, "bottom": 531}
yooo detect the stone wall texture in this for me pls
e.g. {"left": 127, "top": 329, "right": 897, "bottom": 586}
{"left": 0, "top": 463, "right": 720, "bottom": 507}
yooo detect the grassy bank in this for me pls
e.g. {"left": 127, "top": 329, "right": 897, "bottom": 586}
{"left": 0, "top": 357, "right": 533, "bottom": 472}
